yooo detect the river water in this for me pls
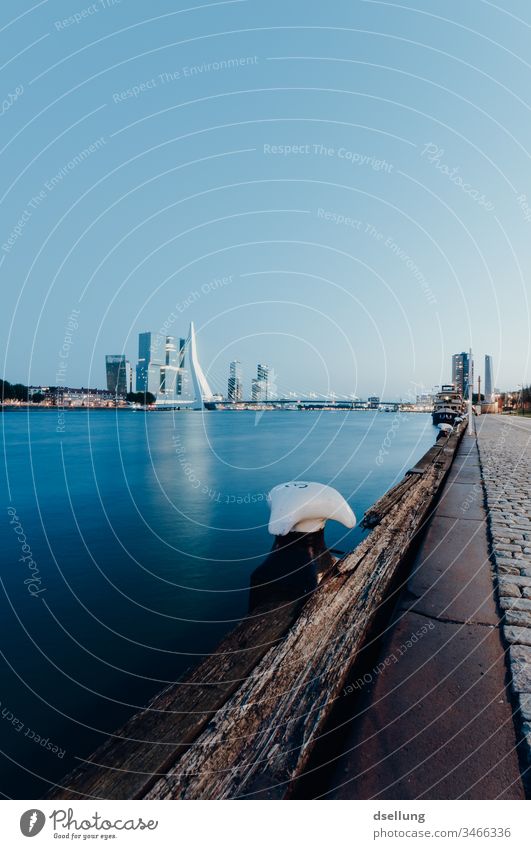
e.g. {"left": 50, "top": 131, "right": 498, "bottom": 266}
{"left": 1, "top": 408, "right": 436, "bottom": 798}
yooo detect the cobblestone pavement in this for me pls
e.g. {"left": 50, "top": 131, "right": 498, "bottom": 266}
{"left": 477, "top": 415, "right": 531, "bottom": 778}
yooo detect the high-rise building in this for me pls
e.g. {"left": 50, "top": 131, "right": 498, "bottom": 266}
{"left": 136, "top": 331, "right": 163, "bottom": 396}
{"left": 251, "top": 364, "right": 272, "bottom": 401}
{"left": 451, "top": 351, "right": 473, "bottom": 398}
{"left": 484, "top": 354, "right": 494, "bottom": 402}
{"left": 133, "top": 325, "right": 211, "bottom": 406}
{"left": 228, "top": 360, "right": 243, "bottom": 402}
{"left": 160, "top": 336, "right": 179, "bottom": 400}
{"left": 176, "top": 338, "right": 186, "bottom": 396}
{"left": 105, "top": 355, "right": 128, "bottom": 396}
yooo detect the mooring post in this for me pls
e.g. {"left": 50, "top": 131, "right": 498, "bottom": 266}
{"left": 248, "top": 481, "right": 356, "bottom": 612}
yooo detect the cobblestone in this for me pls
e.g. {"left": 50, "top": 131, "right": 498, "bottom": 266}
{"left": 503, "top": 625, "right": 531, "bottom": 646}
{"left": 495, "top": 543, "right": 526, "bottom": 554}
{"left": 497, "top": 574, "right": 531, "bottom": 587}
{"left": 498, "top": 564, "right": 521, "bottom": 575}
{"left": 499, "top": 597, "right": 531, "bottom": 611}
{"left": 518, "top": 694, "right": 531, "bottom": 721}
{"left": 505, "top": 610, "right": 531, "bottom": 628}
{"left": 477, "top": 416, "right": 531, "bottom": 779}
{"left": 498, "top": 582, "right": 521, "bottom": 598}
{"left": 521, "top": 723, "right": 531, "bottom": 768}
{"left": 508, "top": 644, "right": 531, "bottom": 693}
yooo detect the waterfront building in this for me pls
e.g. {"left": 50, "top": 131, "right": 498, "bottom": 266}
{"left": 136, "top": 331, "right": 163, "bottom": 396}
{"left": 368, "top": 396, "right": 380, "bottom": 409}
{"left": 416, "top": 393, "right": 434, "bottom": 410}
{"left": 251, "top": 364, "right": 273, "bottom": 401}
{"left": 228, "top": 361, "right": 243, "bottom": 402}
{"left": 26, "top": 386, "right": 116, "bottom": 407}
{"left": 177, "top": 337, "right": 186, "bottom": 396}
{"left": 160, "top": 336, "right": 183, "bottom": 401}
{"left": 452, "top": 351, "right": 473, "bottom": 398}
{"left": 484, "top": 354, "right": 494, "bottom": 403}
{"left": 105, "top": 355, "right": 128, "bottom": 397}
{"left": 257, "top": 363, "right": 269, "bottom": 384}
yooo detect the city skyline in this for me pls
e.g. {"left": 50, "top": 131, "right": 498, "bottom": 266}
{"left": 104, "top": 327, "right": 497, "bottom": 403}
{"left": 2, "top": 2, "right": 530, "bottom": 398}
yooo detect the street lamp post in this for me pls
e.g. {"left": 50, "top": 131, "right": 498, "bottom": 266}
{"left": 468, "top": 347, "right": 473, "bottom": 435}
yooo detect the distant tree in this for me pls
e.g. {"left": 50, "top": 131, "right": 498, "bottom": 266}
{"left": 12, "top": 383, "right": 29, "bottom": 401}
{"left": 31, "top": 393, "right": 46, "bottom": 403}
{"left": 0, "top": 379, "right": 13, "bottom": 401}
{"left": 1, "top": 380, "right": 29, "bottom": 401}
{"left": 126, "top": 391, "right": 156, "bottom": 405}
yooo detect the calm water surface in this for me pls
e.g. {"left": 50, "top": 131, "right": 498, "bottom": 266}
{"left": 1, "top": 409, "right": 436, "bottom": 797}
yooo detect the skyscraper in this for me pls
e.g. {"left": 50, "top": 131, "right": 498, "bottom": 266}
{"left": 228, "top": 361, "right": 243, "bottom": 402}
{"left": 136, "top": 331, "right": 163, "bottom": 397}
{"left": 176, "top": 338, "right": 186, "bottom": 396}
{"left": 484, "top": 354, "right": 494, "bottom": 402}
{"left": 451, "top": 352, "right": 473, "bottom": 398}
{"left": 252, "top": 364, "right": 272, "bottom": 401}
{"left": 160, "top": 336, "right": 180, "bottom": 400}
{"left": 105, "top": 355, "right": 128, "bottom": 396}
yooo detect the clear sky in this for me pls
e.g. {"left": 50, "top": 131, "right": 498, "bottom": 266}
{"left": 1, "top": 0, "right": 530, "bottom": 399}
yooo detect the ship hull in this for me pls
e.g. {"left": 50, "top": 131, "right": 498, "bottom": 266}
{"left": 432, "top": 408, "right": 462, "bottom": 426}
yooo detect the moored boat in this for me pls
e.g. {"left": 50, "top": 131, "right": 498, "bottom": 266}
{"left": 432, "top": 384, "right": 466, "bottom": 426}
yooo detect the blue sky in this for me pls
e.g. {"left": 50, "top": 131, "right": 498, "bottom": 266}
{"left": 1, "top": 0, "right": 530, "bottom": 398}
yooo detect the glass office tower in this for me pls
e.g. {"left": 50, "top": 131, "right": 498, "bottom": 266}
{"left": 136, "top": 332, "right": 163, "bottom": 397}
{"left": 105, "top": 355, "right": 128, "bottom": 396}
{"left": 228, "top": 361, "right": 243, "bottom": 402}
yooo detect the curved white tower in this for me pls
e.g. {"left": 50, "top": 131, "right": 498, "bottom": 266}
{"left": 187, "top": 321, "right": 214, "bottom": 409}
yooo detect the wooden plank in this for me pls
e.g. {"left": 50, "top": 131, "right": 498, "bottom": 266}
{"left": 143, "top": 425, "right": 465, "bottom": 799}
{"left": 47, "top": 599, "right": 302, "bottom": 800}
{"left": 361, "top": 475, "right": 416, "bottom": 526}
{"left": 361, "top": 440, "right": 447, "bottom": 527}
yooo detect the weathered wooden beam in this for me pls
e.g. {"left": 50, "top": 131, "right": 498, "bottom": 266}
{"left": 47, "top": 599, "right": 302, "bottom": 800}
{"left": 361, "top": 475, "right": 417, "bottom": 527}
{"left": 142, "top": 425, "right": 465, "bottom": 799}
